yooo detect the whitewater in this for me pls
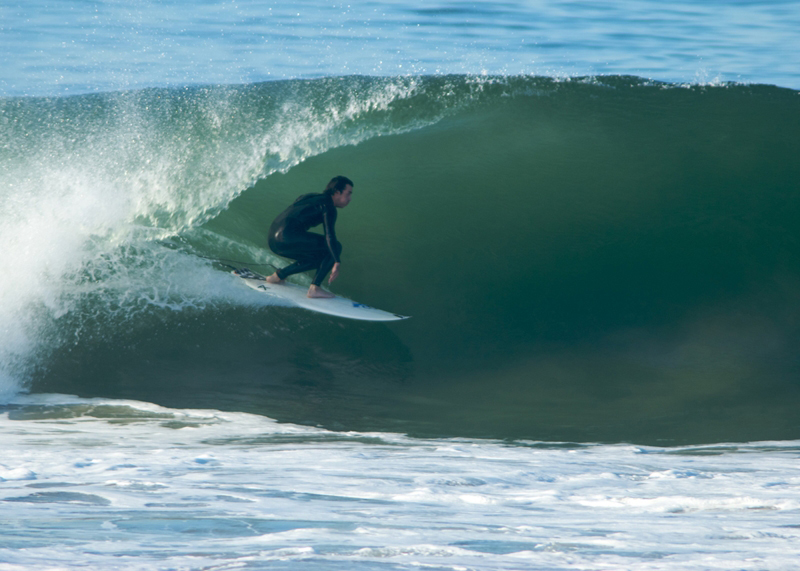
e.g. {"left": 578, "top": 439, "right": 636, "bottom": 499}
{"left": 2, "top": 1, "right": 800, "bottom": 569}
{"left": 3, "top": 394, "right": 800, "bottom": 570}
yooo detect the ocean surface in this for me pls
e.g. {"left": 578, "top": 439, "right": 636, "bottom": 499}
{"left": 2, "top": 1, "right": 800, "bottom": 569}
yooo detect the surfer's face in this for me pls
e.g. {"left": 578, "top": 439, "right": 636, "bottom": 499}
{"left": 332, "top": 185, "right": 353, "bottom": 208}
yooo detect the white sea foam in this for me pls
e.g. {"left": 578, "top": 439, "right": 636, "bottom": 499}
{"left": 1, "top": 394, "right": 799, "bottom": 570}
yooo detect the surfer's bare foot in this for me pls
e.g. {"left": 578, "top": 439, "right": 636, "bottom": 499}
{"left": 307, "top": 285, "right": 334, "bottom": 298}
{"left": 265, "top": 273, "right": 284, "bottom": 284}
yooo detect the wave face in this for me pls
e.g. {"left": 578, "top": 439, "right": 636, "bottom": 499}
{"left": 3, "top": 75, "right": 800, "bottom": 443}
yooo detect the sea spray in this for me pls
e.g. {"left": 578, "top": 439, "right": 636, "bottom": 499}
{"left": 0, "top": 77, "right": 474, "bottom": 394}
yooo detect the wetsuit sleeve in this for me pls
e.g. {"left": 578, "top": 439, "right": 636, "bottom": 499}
{"left": 321, "top": 200, "right": 341, "bottom": 264}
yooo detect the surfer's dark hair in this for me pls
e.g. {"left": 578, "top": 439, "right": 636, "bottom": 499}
{"left": 324, "top": 176, "right": 353, "bottom": 195}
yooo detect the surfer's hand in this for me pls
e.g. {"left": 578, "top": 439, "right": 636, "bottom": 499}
{"left": 329, "top": 263, "right": 340, "bottom": 284}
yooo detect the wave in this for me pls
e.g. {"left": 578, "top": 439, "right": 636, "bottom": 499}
{"left": 2, "top": 75, "right": 799, "bottom": 443}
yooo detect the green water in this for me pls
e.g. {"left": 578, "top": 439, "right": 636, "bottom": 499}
{"left": 11, "top": 76, "right": 800, "bottom": 443}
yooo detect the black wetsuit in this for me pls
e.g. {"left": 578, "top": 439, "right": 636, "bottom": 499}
{"left": 268, "top": 193, "right": 342, "bottom": 286}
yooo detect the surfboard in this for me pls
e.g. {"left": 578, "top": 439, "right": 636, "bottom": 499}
{"left": 232, "top": 268, "right": 409, "bottom": 322}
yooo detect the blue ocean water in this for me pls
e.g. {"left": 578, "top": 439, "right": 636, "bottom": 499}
{"left": 2, "top": 0, "right": 799, "bottom": 96}
{"left": 2, "top": 2, "right": 800, "bottom": 569}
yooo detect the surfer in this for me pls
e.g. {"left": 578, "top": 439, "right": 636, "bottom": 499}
{"left": 265, "top": 176, "right": 353, "bottom": 298}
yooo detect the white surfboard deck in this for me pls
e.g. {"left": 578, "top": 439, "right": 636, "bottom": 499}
{"left": 232, "top": 268, "right": 409, "bottom": 322}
